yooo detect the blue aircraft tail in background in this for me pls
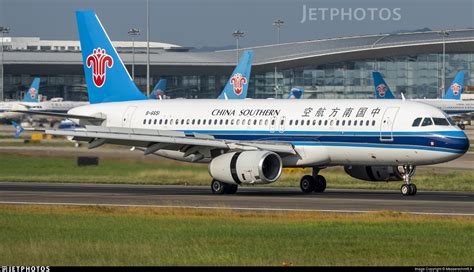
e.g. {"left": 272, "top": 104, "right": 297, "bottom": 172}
{"left": 442, "top": 71, "right": 464, "bottom": 100}
{"left": 372, "top": 72, "right": 396, "bottom": 99}
{"left": 149, "top": 79, "right": 167, "bottom": 99}
{"left": 218, "top": 50, "right": 253, "bottom": 99}
{"left": 22, "top": 77, "right": 40, "bottom": 102}
{"left": 287, "top": 88, "right": 304, "bottom": 99}
{"left": 76, "top": 11, "right": 147, "bottom": 104}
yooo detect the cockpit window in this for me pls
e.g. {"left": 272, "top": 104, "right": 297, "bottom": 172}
{"left": 433, "top": 118, "right": 449, "bottom": 126}
{"left": 412, "top": 118, "right": 422, "bottom": 127}
{"left": 421, "top": 117, "right": 433, "bottom": 127}
{"left": 447, "top": 117, "right": 456, "bottom": 126}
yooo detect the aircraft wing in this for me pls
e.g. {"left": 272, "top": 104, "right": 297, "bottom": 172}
{"left": 12, "top": 110, "right": 105, "bottom": 121}
{"left": 44, "top": 125, "right": 297, "bottom": 156}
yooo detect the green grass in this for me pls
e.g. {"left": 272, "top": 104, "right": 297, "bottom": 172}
{"left": 0, "top": 205, "right": 472, "bottom": 266}
{"left": 0, "top": 154, "right": 473, "bottom": 191}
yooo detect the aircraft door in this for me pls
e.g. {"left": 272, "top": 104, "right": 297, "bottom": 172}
{"left": 122, "top": 106, "right": 137, "bottom": 128}
{"left": 379, "top": 107, "right": 399, "bottom": 141}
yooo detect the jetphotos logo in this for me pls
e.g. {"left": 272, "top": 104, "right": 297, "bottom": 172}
{"left": 86, "top": 48, "right": 114, "bottom": 88}
{"left": 451, "top": 83, "right": 461, "bottom": 95}
{"left": 230, "top": 73, "right": 247, "bottom": 95}
{"left": 28, "top": 87, "right": 37, "bottom": 99}
{"left": 376, "top": 84, "right": 387, "bottom": 97}
{"left": 300, "top": 5, "right": 401, "bottom": 23}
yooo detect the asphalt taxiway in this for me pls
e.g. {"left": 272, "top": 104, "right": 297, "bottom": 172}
{"left": 0, "top": 182, "right": 472, "bottom": 216}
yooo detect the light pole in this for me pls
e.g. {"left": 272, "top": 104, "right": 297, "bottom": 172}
{"left": 0, "top": 26, "right": 10, "bottom": 101}
{"left": 273, "top": 19, "right": 284, "bottom": 44}
{"left": 439, "top": 30, "right": 449, "bottom": 97}
{"left": 146, "top": 0, "right": 150, "bottom": 96}
{"left": 232, "top": 30, "right": 244, "bottom": 64}
{"left": 128, "top": 28, "right": 140, "bottom": 81}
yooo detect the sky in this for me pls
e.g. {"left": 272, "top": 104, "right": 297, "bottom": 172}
{"left": 1, "top": 0, "right": 473, "bottom": 49}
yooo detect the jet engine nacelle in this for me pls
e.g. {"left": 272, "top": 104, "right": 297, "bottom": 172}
{"left": 344, "top": 165, "right": 416, "bottom": 182}
{"left": 208, "top": 151, "right": 282, "bottom": 185}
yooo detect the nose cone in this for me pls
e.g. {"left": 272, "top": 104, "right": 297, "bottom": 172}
{"left": 444, "top": 130, "right": 470, "bottom": 155}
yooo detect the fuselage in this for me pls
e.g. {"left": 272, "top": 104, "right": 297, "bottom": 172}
{"left": 70, "top": 99, "right": 469, "bottom": 167}
{"left": 411, "top": 99, "right": 474, "bottom": 116}
{"left": 0, "top": 100, "right": 88, "bottom": 120}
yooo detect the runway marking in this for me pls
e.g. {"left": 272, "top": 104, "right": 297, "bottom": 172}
{"left": 0, "top": 201, "right": 473, "bottom": 217}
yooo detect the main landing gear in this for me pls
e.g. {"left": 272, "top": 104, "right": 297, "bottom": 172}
{"left": 211, "top": 179, "right": 238, "bottom": 195}
{"left": 399, "top": 165, "right": 417, "bottom": 196}
{"left": 300, "top": 168, "right": 326, "bottom": 193}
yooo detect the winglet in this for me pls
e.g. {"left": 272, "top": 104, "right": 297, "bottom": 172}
{"left": 218, "top": 50, "right": 253, "bottom": 99}
{"left": 372, "top": 72, "right": 395, "bottom": 99}
{"left": 12, "top": 121, "right": 24, "bottom": 138}
{"left": 443, "top": 71, "right": 464, "bottom": 100}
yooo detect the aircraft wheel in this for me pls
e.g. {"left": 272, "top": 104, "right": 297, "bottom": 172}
{"left": 401, "top": 184, "right": 411, "bottom": 196}
{"left": 211, "top": 179, "right": 226, "bottom": 194}
{"left": 300, "top": 175, "right": 316, "bottom": 193}
{"left": 409, "top": 184, "right": 417, "bottom": 195}
{"left": 314, "top": 175, "right": 327, "bottom": 193}
{"left": 225, "top": 184, "right": 238, "bottom": 194}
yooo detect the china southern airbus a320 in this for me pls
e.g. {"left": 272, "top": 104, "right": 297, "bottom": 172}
{"left": 18, "top": 11, "right": 469, "bottom": 196}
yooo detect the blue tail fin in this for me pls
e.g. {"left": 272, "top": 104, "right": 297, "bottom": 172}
{"left": 218, "top": 50, "right": 253, "bottom": 99}
{"left": 149, "top": 79, "right": 167, "bottom": 99}
{"left": 12, "top": 121, "right": 24, "bottom": 138}
{"left": 442, "top": 71, "right": 464, "bottom": 100}
{"left": 372, "top": 72, "right": 395, "bottom": 99}
{"left": 287, "top": 87, "right": 304, "bottom": 99}
{"left": 76, "top": 11, "right": 147, "bottom": 104}
{"left": 22, "top": 78, "right": 40, "bottom": 102}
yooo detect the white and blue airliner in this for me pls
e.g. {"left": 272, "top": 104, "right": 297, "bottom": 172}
{"left": 18, "top": 11, "right": 469, "bottom": 196}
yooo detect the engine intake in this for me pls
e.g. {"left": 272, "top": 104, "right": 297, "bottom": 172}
{"left": 208, "top": 151, "right": 282, "bottom": 185}
{"left": 344, "top": 165, "right": 416, "bottom": 182}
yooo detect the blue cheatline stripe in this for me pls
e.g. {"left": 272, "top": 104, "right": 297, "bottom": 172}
{"left": 182, "top": 129, "right": 466, "bottom": 138}
{"left": 291, "top": 142, "right": 466, "bottom": 154}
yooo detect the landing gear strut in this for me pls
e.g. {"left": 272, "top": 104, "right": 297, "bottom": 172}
{"left": 211, "top": 179, "right": 238, "bottom": 195}
{"left": 300, "top": 168, "right": 327, "bottom": 193}
{"left": 399, "top": 165, "right": 417, "bottom": 196}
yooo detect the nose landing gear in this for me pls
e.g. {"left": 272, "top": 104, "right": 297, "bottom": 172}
{"left": 399, "top": 165, "right": 417, "bottom": 196}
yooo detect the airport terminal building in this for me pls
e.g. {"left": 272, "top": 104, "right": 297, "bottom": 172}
{"left": 2, "top": 29, "right": 474, "bottom": 101}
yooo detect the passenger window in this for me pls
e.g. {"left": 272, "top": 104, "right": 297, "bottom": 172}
{"left": 236, "top": 120, "right": 240, "bottom": 125}
{"left": 295, "top": 120, "right": 298, "bottom": 125}
{"left": 220, "top": 120, "right": 223, "bottom": 125}
{"left": 143, "top": 119, "right": 146, "bottom": 125}
{"left": 330, "top": 120, "right": 334, "bottom": 126}
{"left": 197, "top": 119, "right": 201, "bottom": 125}
{"left": 225, "top": 120, "right": 229, "bottom": 125}
{"left": 265, "top": 119, "right": 268, "bottom": 126}
{"left": 372, "top": 120, "right": 376, "bottom": 126}
{"left": 187, "top": 119, "right": 190, "bottom": 125}
{"left": 318, "top": 120, "right": 322, "bottom": 126}
{"left": 148, "top": 119, "right": 152, "bottom": 125}
{"left": 159, "top": 119, "right": 163, "bottom": 125}
{"left": 164, "top": 119, "right": 168, "bottom": 125}
{"left": 214, "top": 119, "right": 218, "bottom": 125}
{"left": 433, "top": 118, "right": 449, "bottom": 126}
{"left": 271, "top": 120, "right": 275, "bottom": 125}
{"left": 348, "top": 120, "right": 351, "bottom": 126}
{"left": 181, "top": 120, "right": 185, "bottom": 125}
{"left": 412, "top": 117, "right": 422, "bottom": 127}
{"left": 365, "top": 120, "right": 369, "bottom": 126}
{"left": 336, "top": 120, "right": 340, "bottom": 126}
{"left": 248, "top": 119, "right": 252, "bottom": 125}
{"left": 359, "top": 120, "right": 363, "bottom": 126}
{"left": 259, "top": 119, "right": 263, "bottom": 125}
{"left": 231, "top": 119, "right": 235, "bottom": 125}
{"left": 421, "top": 117, "right": 433, "bottom": 126}
{"left": 203, "top": 119, "right": 206, "bottom": 125}
{"left": 154, "top": 119, "right": 157, "bottom": 125}
{"left": 342, "top": 120, "right": 345, "bottom": 126}
{"left": 324, "top": 120, "right": 328, "bottom": 126}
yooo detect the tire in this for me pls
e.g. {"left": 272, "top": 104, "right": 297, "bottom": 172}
{"left": 401, "top": 184, "right": 410, "bottom": 196}
{"left": 409, "top": 184, "right": 417, "bottom": 196}
{"left": 211, "top": 179, "right": 226, "bottom": 194}
{"left": 300, "top": 175, "right": 316, "bottom": 193}
{"left": 314, "top": 175, "right": 327, "bottom": 193}
{"left": 225, "top": 184, "right": 238, "bottom": 194}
